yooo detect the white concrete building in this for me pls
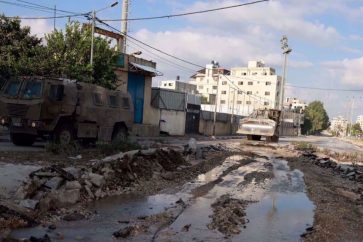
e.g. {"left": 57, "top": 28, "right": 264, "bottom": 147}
{"left": 191, "top": 61, "right": 281, "bottom": 116}
{"left": 285, "top": 97, "right": 308, "bottom": 112}
{"left": 330, "top": 116, "right": 348, "bottom": 136}
{"left": 159, "top": 79, "right": 197, "bottom": 94}
{"left": 357, "top": 115, "right": 363, "bottom": 130}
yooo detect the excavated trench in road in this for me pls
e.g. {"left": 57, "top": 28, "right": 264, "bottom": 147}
{"left": 10, "top": 154, "right": 315, "bottom": 242}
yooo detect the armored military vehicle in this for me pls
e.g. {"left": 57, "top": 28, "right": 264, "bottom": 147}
{"left": 237, "top": 109, "right": 281, "bottom": 142}
{"left": 0, "top": 76, "right": 134, "bottom": 146}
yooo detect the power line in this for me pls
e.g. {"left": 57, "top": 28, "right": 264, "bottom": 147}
{"left": 96, "top": 19, "right": 204, "bottom": 68}
{"left": 16, "top": 0, "right": 81, "bottom": 15}
{"left": 4, "top": 13, "right": 89, "bottom": 20}
{"left": 101, "top": 0, "right": 268, "bottom": 22}
{"left": 286, "top": 84, "right": 363, "bottom": 92}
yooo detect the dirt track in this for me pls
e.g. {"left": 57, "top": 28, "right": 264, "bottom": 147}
{"left": 288, "top": 154, "right": 363, "bottom": 242}
{"left": 2, "top": 138, "right": 363, "bottom": 241}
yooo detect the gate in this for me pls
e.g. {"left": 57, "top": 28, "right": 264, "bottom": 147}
{"left": 185, "top": 104, "right": 200, "bottom": 134}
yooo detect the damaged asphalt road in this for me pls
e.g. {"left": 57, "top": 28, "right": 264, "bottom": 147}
{"left": 2, "top": 138, "right": 363, "bottom": 241}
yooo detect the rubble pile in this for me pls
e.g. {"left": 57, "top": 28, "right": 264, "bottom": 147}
{"left": 299, "top": 150, "right": 363, "bottom": 201}
{"left": 300, "top": 151, "right": 363, "bottom": 183}
{"left": 207, "top": 195, "right": 249, "bottom": 236}
{"left": 1, "top": 149, "right": 194, "bottom": 226}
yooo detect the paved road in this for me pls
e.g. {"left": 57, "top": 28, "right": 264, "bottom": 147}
{"left": 0, "top": 134, "right": 362, "bottom": 154}
{"left": 280, "top": 135, "right": 363, "bottom": 154}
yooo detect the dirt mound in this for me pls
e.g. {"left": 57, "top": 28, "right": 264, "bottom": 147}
{"left": 207, "top": 194, "right": 249, "bottom": 236}
{"left": 239, "top": 171, "right": 274, "bottom": 186}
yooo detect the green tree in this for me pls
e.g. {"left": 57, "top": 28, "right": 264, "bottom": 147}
{"left": 43, "top": 21, "right": 119, "bottom": 89}
{"left": 302, "top": 101, "right": 329, "bottom": 135}
{"left": 350, "top": 123, "right": 362, "bottom": 136}
{"left": 0, "top": 15, "right": 43, "bottom": 78}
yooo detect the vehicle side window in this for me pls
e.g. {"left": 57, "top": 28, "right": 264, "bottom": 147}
{"left": 108, "top": 95, "right": 119, "bottom": 107}
{"left": 122, "top": 97, "right": 130, "bottom": 109}
{"left": 93, "top": 93, "right": 104, "bottom": 106}
{"left": 4, "top": 81, "right": 21, "bottom": 97}
{"left": 49, "top": 85, "right": 64, "bottom": 101}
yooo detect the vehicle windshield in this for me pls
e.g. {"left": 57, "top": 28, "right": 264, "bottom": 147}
{"left": 22, "top": 80, "right": 43, "bottom": 99}
{"left": 3, "top": 80, "right": 22, "bottom": 97}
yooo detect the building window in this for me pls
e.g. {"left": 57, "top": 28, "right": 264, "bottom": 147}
{"left": 164, "top": 83, "right": 167, "bottom": 86}
{"left": 222, "top": 81, "right": 227, "bottom": 85}
{"left": 247, "top": 91, "right": 252, "bottom": 95}
{"left": 246, "top": 101, "right": 251, "bottom": 105}
{"left": 264, "top": 102, "right": 269, "bottom": 106}
{"left": 237, "top": 101, "right": 242, "bottom": 104}
{"left": 168, "top": 83, "right": 173, "bottom": 86}
{"left": 265, "top": 91, "right": 270, "bottom": 96}
{"left": 108, "top": 95, "right": 119, "bottom": 107}
{"left": 221, "top": 91, "right": 227, "bottom": 94}
{"left": 248, "top": 82, "right": 253, "bottom": 85}
{"left": 266, "top": 81, "right": 271, "bottom": 85}
{"left": 220, "top": 100, "right": 226, "bottom": 104}
{"left": 93, "top": 93, "right": 104, "bottom": 106}
{"left": 238, "top": 81, "right": 243, "bottom": 85}
{"left": 213, "top": 86, "right": 217, "bottom": 90}
{"left": 242, "top": 73, "right": 247, "bottom": 76}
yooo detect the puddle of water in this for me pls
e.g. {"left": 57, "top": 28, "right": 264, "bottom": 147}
{"left": 10, "top": 156, "right": 245, "bottom": 241}
{"left": 234, "top": 193, "right": 314, "bottom": 242}
{"left": 10, "top": 156, "right": 315, "bottom": 242}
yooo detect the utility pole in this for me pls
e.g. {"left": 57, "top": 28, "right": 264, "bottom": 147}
{"left": 280, "top": 35, "right": 292, "bottom": 110}
{"left": 231, "top": 88, "right": 236, "bottom": 134}
{"left": 90, "top": 10, "right": 96, "bottom": 66}
{"left": 349, "top": 97, "right": 355, "bottom": 137}
{"left": 54, "top": 5, "right": 56, "bottom": 31}
{"left": 90, "top": 2, "right": 118, "bottom": 66}
{"left": 212, "top": 61, "right": 220, "bottom": 136}
{"left": 121, "top": 0, "right": 129, "bottom": 53}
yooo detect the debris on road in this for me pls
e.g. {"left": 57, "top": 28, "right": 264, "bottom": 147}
{"left": 207, "top": 194, "right": 250, "bottom": 236}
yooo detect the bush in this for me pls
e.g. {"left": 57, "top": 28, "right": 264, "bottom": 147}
{"left": 45, "top": 141, "right": 81, "bottom": 156}
{"left": 293, "top": 141, "right": 317, "bottom": 152}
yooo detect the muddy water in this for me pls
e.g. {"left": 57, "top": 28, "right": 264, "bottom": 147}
{"left": 10, "top": 155, "right": 314, "bottom": 242}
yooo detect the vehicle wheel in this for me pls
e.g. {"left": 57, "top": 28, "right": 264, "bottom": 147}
{"left": 271, "top": 135, "right": 279, "bottom": 143}
{"left": 10, "top": 133, "right": 36, "bottom": 146}
{"left": 54, "top": 123, "right": 75, "bottom": 145}
{"left": 252, "top": 135, "right": 261, "bottom": 141}
{"left": 112, "top": 125, "right": 128, "bottom": 142}
{"left": 247, "top": 135, "right": 253, "bottom": 140}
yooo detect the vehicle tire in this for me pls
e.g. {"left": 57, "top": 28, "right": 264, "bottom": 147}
{"left": 252, "top": 135, "right": 261, "bottom": 141}
{"left": 112, "top": 125, "right": 128, "bottom": 142}
{"left": 54, "top": 123, "right": 75, "bottom": 145}
{"left": 271, "top": 135, "right": 279, "bottom": 143}
{"left": 10, "top": 133, "right": 36, "bottom": 146}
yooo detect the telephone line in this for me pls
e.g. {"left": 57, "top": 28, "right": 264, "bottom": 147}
{"left": 101, "top": 0, "right": 268, "bottom": 22}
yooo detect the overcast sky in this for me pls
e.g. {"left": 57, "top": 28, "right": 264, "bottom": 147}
{"left": 2, "top": 0, "right": 363, "bottom": 121}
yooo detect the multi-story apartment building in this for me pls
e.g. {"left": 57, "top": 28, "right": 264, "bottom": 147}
{"left": 159, "top": 79, "right": 197, "bottom": 94}
{"left": 284, "top": 97, "right": 308, "bottom": 113}
{"left": 191, "top": 61, "right": 281, "bottom": 115}
{"left": 330, "top": 116, "right": 348, "bottom": 136}
{"left": 190, "top": 63, "right": 230, "bottom": 104}
{"left": 357, "top": 115, "right": 363, "bottom": 130}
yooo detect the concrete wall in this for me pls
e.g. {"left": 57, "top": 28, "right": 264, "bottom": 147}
{"left": 160, "top": 110, "right": 186, "bottom": 136}
{"left": 199, "top": 119, "right": 235, "bottom": 136}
